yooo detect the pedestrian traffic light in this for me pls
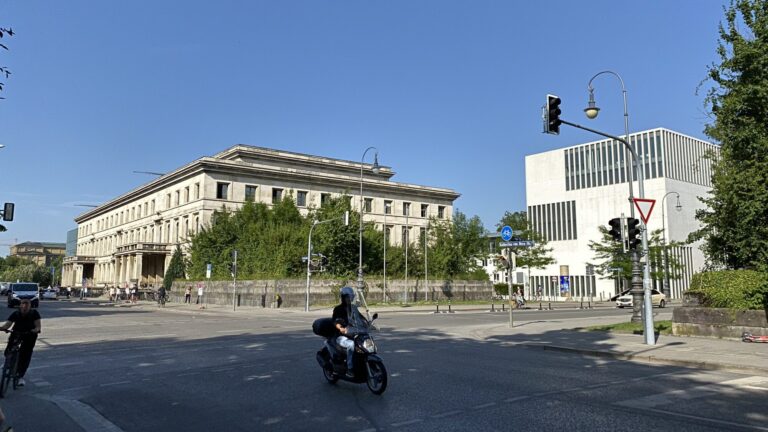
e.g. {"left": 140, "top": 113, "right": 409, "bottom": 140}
{"left": 545, "top": 94, "right": 562, "bottom": 135}
{"left": 608, "top": 218, "right": 623, "bottom": 242}
{"left": 626, "top": 217, "right": 641, "bottom": 250}
{"left": 229, "top": 263, "right": 237, "bottom": 277}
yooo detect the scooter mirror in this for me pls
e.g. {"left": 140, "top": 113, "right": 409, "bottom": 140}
{"left": 372, "top": 313, "right": 379, "bottom": 320}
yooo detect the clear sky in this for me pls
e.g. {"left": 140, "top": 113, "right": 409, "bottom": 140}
{"left": 0, "top": 0, "right": 728, "bottom": 255}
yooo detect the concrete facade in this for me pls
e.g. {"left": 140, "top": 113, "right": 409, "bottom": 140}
{"left": 62, "top": 145, "right": 459, "bottom": 289}
{"left": 524, "top": 128, "right": 719, "bottom": 301}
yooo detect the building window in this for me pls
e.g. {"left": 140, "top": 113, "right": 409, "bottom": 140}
{"left": 245, "top": 185, "right": 258, "bottom": 202}
{"left": 384, "top": 200, "right": 392, "bottom": 215}
{"left": 272, "top": 188, "right": 283, "bottom": 204}
{"left": 421, "top": 204, "right": 428, "bottom": 218}
{"left": 175, "top": 190, "right": 180, "bottom": 206}
{"left": 364, "top": 198, "right": 373, "bottom": 213}
{"left": 143, "top": 202, "right": 148, "bottom": 216}
{"left": 194, "top": 183, "right": 200, "bottom": 200}
{"left": 150, "top": 200, "right": 155, "bottom": 214}
{"left": 320, "top": 193, "right": 331, "bottom": 207}
{"left": 403, "top": 202, "right": 411, "bottom": 216}
{"left": 195, "top": 215, "right": 199, "bottom": 233}
{"left": 216, "top": 183, "right": 229, "bottom": 200}
{"left": 438, "top": 206, "right": 445, "bottom": 219}
{"left": 166, "top": 194, "right": 171, "bottom": 208}
{"left": 297, "top": 191, "right": 308, "bottom": 207}
{"left": 385, "top": 225, "right": 392, "bottom": 245}
{"left": 184, "top": 187, "right": 190, "bottom": 203}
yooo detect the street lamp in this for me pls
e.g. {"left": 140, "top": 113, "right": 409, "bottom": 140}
{"left": 358, "top": 147, "right": 380, "bottom": 293}
{"left": 584, "top": 70, "right": 656, "bottom": 345}
{"left": 661, "top": 192, "right": 682, "bottom": 297}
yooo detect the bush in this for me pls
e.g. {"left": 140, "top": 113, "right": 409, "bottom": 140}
{"left": 688, "top": 270, "right": 768, "bottom": 310}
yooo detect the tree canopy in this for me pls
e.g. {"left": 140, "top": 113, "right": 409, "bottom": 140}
{"left": 692, "top": 0, "right": 768, "bottom": 271}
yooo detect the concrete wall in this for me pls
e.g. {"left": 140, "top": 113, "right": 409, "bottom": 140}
{"left": 673, "top": 306, "right": 768, "bottom": 339}
{"left": 170, "top": 279, "right": 494, "bottom": 308}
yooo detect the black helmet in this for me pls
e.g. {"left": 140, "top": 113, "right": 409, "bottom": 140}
{"left": 340, "top": 286, "right": 355, "bottom": 305}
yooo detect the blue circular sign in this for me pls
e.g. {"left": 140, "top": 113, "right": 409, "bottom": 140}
{"left": 501, "top": 225, "right": 513, "bottom": 242}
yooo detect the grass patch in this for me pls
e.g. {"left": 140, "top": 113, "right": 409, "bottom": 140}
{"left": 584, "top": 320, "right": 672, "bottom": 335}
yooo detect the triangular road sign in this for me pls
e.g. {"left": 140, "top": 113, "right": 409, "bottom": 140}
{"left": 633, "top": 198, "right": 656, "bottom": 224}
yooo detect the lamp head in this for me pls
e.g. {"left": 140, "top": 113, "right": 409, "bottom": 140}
{"left": 675, "top": 197, "right": 682, "bottom": 212}
{"left": 584, "top": 88, "right": 600, "bottom": 119}
{"left": 372, "top": 153, "right": 380, "bottom": 174}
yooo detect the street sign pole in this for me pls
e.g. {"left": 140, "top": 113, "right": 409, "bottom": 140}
{"left": 507, "top": 247, "right": 514, "bottom": 328}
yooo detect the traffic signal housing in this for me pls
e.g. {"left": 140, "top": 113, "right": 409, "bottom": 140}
{"left": 626, "top": 217, "right": 641, "bottom": 250}
{"left": 608, "top": 218, "right": 623, "bottom": 242}
{"left": 545, "top": 94, "right": 562, "bottom": 135}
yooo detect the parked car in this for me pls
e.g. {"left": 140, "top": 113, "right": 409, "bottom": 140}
{"left": 41, "top": 288, "right": 59, "bottom": 300}
{"left": 8, "top": 282, "right": 40, "bottom": 308}
{"left": 0, "top": 282, "right": 9, "bottom": 296}
{"left": 615, "top": 288, "right": 666, "bottom": 308}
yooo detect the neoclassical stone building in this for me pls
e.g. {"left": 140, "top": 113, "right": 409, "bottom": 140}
{"left": 62, "top": 145, "right": 460, "bottom": 289}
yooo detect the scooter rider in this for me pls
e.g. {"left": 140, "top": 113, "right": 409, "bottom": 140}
{"left": 333, "top": 287, "right": 364, "bottom": 378}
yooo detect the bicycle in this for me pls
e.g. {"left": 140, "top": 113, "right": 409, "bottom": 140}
{"left": 0, "top": 330, "right": 32, "bottom": 398}
{"left": 157, "top": 294, "right": 167, "bottom": 308}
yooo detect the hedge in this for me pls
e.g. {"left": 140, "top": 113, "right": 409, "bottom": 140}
{"left": 687, "top": 270, "right": 768, "bottom": 310}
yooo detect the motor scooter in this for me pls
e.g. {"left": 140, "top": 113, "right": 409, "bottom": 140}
{"left": 313, "top": 313, "right": 388, "bottom": 395}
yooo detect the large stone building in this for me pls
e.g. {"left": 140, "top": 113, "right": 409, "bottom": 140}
{"left": 524, "top": 128, "right": 719, "bottom": 301}
{"left": 62, "top": 145, "right": 460, "bottom": 289}
{"left": 9, "top": 241, "right": 66, "bottom": 267}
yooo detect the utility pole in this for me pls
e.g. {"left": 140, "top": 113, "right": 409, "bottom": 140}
{"left": 231, "top": 249, "right": 237, "bottom": 312}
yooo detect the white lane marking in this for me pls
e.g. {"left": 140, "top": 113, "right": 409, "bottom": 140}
{"left": 28, "top": 365, "right": 51, "bottom": 370}
{"left": 431, "top": 410, "right": 462, "bottom": 418}
{"left": 59, "top": 361, "right": 85, "bottom": 367}
{"left": 100, "top": 381, "right": 130, "bottom": 387}
{"left": 504, "top": 396, "right": 530, "bottom": 402}
{"left": 35, "top": 394, "right": 124, "bottom": 432}
{"left": 177, "top": 372, "right": 201, "bottom": 377}
{"left": 632, "top": 406, "right": 768, "bottom": 431}
{"left": 391, "top": 419, "right": 423, "bottom": 427}
{"left": 472, "top": 402, "right": 496, "bottom": 409}
{"left": 216, "top": 329, "right": 250, "bottom": 333}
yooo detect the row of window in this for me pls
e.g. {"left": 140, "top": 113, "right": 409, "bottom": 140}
{"left": 77, "top": 214, "right": 201, "bottom": 257}
{"left": 528, "top": 200, "right": 577, "bottom": 242}
{"left": 80, "top": 183, "right": 202, "bottom": 237}
{"left": 215, "top": 182, "right": 446, "bottom": 218}
{"left": 662, "top": 131, "right": 717, "bottom": 187}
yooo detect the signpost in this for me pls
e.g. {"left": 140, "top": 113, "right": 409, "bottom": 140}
{"left": 500, "top": 226, "right": 514, "bottom": 328}
{"left": 633, "top": 198, "right": 656, "bottom": 224}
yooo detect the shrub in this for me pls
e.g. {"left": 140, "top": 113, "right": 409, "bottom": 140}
{"left": 687, "top": 270, "right": 767, "bottom": 310}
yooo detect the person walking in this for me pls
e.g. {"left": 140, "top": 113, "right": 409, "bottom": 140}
{"left": 184, "top": 286, "right": 192, "bottom": 304}
{"left": 196, "top": 285, "right": 204, "bottom": 306}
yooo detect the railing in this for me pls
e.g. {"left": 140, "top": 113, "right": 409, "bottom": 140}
{"left": 115, "top": 242, "right": 170, "bottom": 254}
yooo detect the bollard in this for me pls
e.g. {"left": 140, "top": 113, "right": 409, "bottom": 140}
{"left": 491, "top": 301, "right": 495, "bottom": 312}
{"left": 448, "top": 299, "right": 453, "bottom": 313}
{"left": 502, "top": 302, "right": 505, "bottom": 312}
{"left": 539, "top": 301, "right": 543, "bottom": 311}
{"left": 436, "top": 303, "right": 440, "bottom": 313}
{"left": 548, "top": 302, "right": 552, "bottom": 310}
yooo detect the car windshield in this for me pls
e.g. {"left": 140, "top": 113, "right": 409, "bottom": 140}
{"left": 12, "top": 284, "right": 37, "bottom": 292}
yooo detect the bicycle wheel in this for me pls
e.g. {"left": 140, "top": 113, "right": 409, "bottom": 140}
{"left": 0, "top": 358, "right": 11, "bottom": 398}
{"left": 10, "top": 355, "right": 18, "bottom": 390}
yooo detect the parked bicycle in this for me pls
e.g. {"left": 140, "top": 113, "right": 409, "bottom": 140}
{"left": 0, "top": 330, "right": 33, "bottom": 398}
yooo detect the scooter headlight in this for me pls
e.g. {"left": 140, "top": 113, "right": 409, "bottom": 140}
{"left": 362, "top": 338, "right": 376, "bottom": 353}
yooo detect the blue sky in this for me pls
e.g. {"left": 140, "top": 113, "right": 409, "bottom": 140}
{"left": 0, "top": 1, "right": 728, "bottom": 255}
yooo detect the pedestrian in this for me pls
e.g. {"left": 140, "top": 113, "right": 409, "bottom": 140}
{"left": 109, "top": 286, "right": 115, "bottom": 302}
{"left": 82, "top": 286, "right": 88, "bottom": 299}
{"left": 196, "top": 285, "right": 204, "bottom": 305}
{"left": 275, "top": 293, "right": 282, "bottom": 309}
{"left": 124, "top": 286, "right": 130, "bottom": 302}
{"left": 185, "top": 286, "right": 192, "bottom": 304}
{"left": 66, "top": 286, "right": 71, "bottom": 299}
{"left": 131, "top": 285, "right": 138, "bottom": 304}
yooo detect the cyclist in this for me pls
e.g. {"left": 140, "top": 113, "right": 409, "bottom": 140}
{"left": 0, "top": 299, "right": 42, "bottom": 387}
{"left": 157, "top": 286, "right": 167, "bottom": 306}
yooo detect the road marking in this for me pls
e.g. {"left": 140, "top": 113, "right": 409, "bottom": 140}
{"left": 431, "top": 410, "right": 462, "bottom": 418}
{"left": 504, "top": 396, "right": 530, "bottom": 402}
{"left": 59, "top": 361, "right": 85, "bottom": 367}
{"left": 391, "top": 419, "right": 423, "bottom": 427}
{"left": 177, "top": 372, "right": 201, "bottom": 377}
{"left": 35, "top": 394, "right": 124, "bottom": 432}
{"left": 216, "top": 329, "right": 250, "bottom": 333}
{"left": 100, "top": 381, "right": 130, "bottom": 387}
{"left": 472, "top": 402, "right": 496, "bottom": 409}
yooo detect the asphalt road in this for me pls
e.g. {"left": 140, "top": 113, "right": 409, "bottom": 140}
{"left": 4, "top": 300, "right": 766, "bottom": 431}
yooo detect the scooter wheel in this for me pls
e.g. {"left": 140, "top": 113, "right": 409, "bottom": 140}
{"left": 366, "top": 361, "right": 388, "bottom": 395}
{"left": 323, "top": 366, "right": 339, "bottom": 384}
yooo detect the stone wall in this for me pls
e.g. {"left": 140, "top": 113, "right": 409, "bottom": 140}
{"left": 170, "top": 278, "right": 494, "bottom": 308}
{"left": 672, "top": 306, "right": 768, "bottom": 339}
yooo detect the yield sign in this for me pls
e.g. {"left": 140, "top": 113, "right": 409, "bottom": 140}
{"left": 633, "top": 198, "right": 656, "bottom": 224}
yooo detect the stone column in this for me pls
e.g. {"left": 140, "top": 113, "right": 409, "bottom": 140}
{"left": 135, "top": 253, "right": 144, "bottom": 286}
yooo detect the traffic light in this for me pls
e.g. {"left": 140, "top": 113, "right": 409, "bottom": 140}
{"left": 229, "top": 263, "right": 237, "bottom": 277}
{"left": 608, "top": 218, "right": 623, "bottom": 242}
{"left": 545, "top": 94, "right": 562, "bottom": 135}
{"left": 626, "top": 217, "right": 641, "bottom": 250}
{"left": 1, "top": 203, "right": 13, "bottom": 222}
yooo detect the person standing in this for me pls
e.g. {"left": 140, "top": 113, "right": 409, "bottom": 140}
{"left": 0, "top": 299, "right": 42, "bottom": 387}
{"left": 184, "top": 286, "right": 192, "bottom": 304}
{"left": 196, "top": 285, "right": 204, "bottom": 306}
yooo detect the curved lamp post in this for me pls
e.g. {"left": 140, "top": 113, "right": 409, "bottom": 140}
{"left": 584, "top": 70, "right": 655, "bottom": 345}
{"left": 358, "top": 147, "right": 380, "bottom": 292}
{"left": 661, "top": 192, "right": 682, "bottom": 297}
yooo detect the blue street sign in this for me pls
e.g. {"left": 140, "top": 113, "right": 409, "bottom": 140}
{"left": 500, "top": 241, "right": 535, "bottom": 248}
{"left": 501, "top": 225, "right": 513, "bottom": 242}
{"left": 560, "top": 276, "right": 570, "bottom": 295}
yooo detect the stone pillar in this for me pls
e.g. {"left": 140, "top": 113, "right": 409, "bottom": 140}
{"left": 135, "top": 253, "right": 144, "bottom": 286}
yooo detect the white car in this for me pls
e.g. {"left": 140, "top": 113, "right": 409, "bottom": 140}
{"left": 41, "top": 288, "right": 59, "bottom": 300}
{"left": 615, "top": 289, "right": 667, "bottom": 308}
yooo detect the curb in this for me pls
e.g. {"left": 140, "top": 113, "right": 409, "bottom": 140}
{"left": 519, "top": 343, "right": 768, "bottom": 376}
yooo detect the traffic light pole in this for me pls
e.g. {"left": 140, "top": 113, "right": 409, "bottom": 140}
{"left": 559, "top": 119, "right": 655, "bottom": 345}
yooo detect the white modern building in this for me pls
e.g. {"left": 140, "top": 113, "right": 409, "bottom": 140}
{"left": 525, "top": 128, "right": 719, "bottom": 301}
{"left": 62, "top": 145, "right": 459, "bottom": 290}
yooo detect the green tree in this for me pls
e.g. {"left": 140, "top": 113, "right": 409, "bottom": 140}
{"left": 496, "top": 211, "right": 555, "bottom": 270}
{"left": 163, "top": 245, "right": 187, "bottom": 289}
{"left": 692, "top": 0, "right": 768, "bottom": 271}
{"left": 428, "top": 210, "right": 486, "bottom": 278}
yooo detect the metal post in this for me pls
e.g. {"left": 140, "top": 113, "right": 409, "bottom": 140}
{"left": 358, "top": 147, "right": 378, "bottom": 294}
{"left": 424, "top": 225, "right": 428, "bottom": 302}
{"left": 232, "top": 250, "right": 237, "bottom": 312}
{"left": 305, "top": 221, "right": 316, "bottom": 312}
{"left": 507, "top": 248, "right": 514, "bottom": 328}
{"left": 661, "top": 192, "right": 680, "bottom": 298}
{"left": 404, "top": 213, "right": 408, "bottom": 303}
{"left": 383, "top": 209, "right": 387, "bottom": 303}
